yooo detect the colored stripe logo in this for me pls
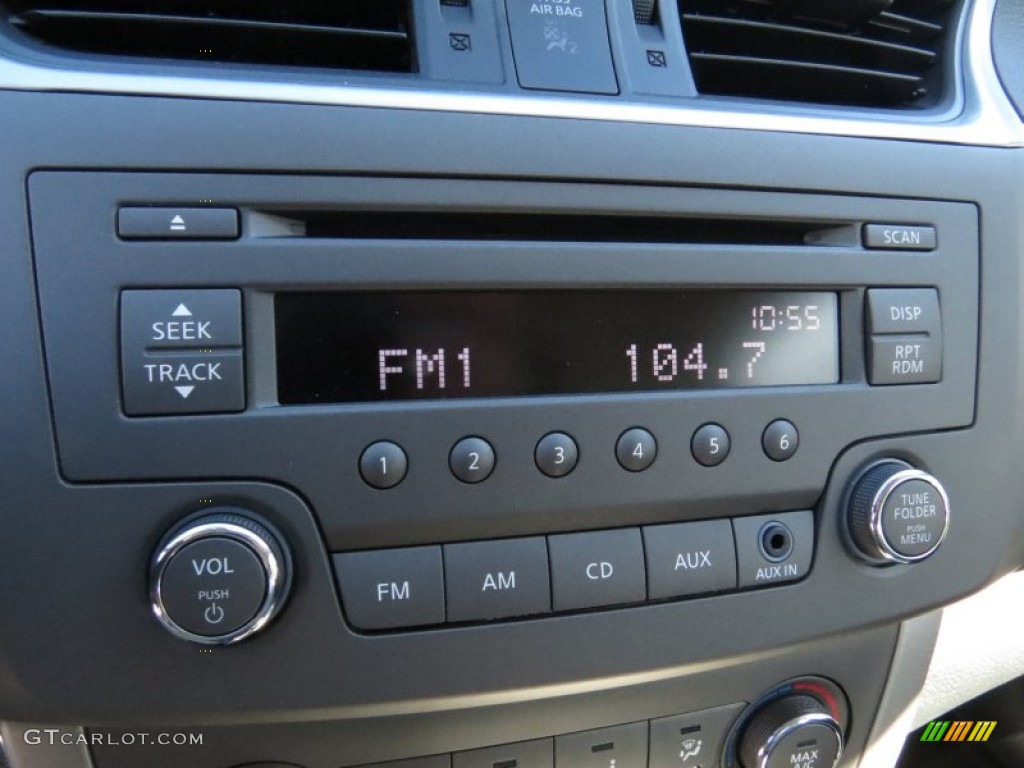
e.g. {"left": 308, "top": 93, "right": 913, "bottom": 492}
{"left": 921, "top": 721, "right": 997, "bottom": 742}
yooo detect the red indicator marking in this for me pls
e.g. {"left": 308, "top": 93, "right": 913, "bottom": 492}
{"left": 794, "top": 681, "right": 840, "bottom": 720}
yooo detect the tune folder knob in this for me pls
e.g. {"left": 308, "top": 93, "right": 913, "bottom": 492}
{"left": 847, "top": 461, "right": 950, "bottom": 564}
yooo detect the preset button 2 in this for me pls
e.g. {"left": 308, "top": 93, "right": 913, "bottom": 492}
{"left": 450, "top": 437, "right": 496, "bottom": 483}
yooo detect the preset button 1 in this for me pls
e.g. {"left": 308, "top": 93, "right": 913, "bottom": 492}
{"left": 360, "top": 441, "right": 408, "bottom": 490}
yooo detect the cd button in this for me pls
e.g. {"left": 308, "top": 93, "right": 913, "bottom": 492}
{"left": 449, "top": 437, "right": 496, "bottom": 483}
{"left": 535, "top": 432, "right": 579, "bottom": 478}
{"left": 616, "top": 428, "right": 657, "bottom": 472}
{"left": 548, "top": 529, "right": 646, "bottom": 611}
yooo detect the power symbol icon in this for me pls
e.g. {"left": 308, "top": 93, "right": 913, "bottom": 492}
{"left": 204, "top": 603, "right": 225, "bottom": 625}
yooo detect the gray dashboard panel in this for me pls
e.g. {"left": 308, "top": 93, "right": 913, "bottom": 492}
{"left": 0, "top": 88, "right": 1023, "bottom": 768}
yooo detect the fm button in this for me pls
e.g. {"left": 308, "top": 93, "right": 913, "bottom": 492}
{"left": 150, "top": 511, "right": 291, "bottom": 644}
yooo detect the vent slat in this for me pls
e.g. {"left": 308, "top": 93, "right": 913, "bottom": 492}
{"left": 690, "top": 52, "right": 927, "bottom": 105}
{"left": 4, "top": 0, "right": 414, "bottom": 73}
{"left": 13, "top": 10, "right": 410, "bottom": 42}
{"left": 683, "top": 15, "right": 936, "bottom": 72}
{"left": 679, "top": 0, "right": 958, "bottom": 108}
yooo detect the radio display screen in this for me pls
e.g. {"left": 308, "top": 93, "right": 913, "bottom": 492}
{"left": 275, "top": 291, "right": 840, "bottom": 404}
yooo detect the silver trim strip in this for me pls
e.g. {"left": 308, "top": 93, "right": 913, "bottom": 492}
{"left": 149, "top": 519, "right": 287, "bottom": 646}
{"left": 0, "top": 0, "right": 1020, "bottom": 147}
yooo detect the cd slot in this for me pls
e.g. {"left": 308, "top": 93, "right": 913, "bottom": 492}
{"left": 252, "top": 209, "right": 855, "bottom": 246}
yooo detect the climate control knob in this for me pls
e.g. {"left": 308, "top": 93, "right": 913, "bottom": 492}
{"left": 150, "top": 510, "right": 291, "bottom": 645}
{"left": 738, "top": 695, "right": 843, "bottom": 768}
{"left": 847, "top": 461, "right": 950, "bottom": 564}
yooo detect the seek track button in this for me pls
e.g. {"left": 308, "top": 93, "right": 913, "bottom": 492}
{"left": 121, "top": 289, "right": 243, "bottom": 350}
{"left": 123, "top": 350, "right": 245, "bottom": 416}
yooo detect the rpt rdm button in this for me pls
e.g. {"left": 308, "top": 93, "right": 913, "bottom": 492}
{"left": 869, "top": 337, "right": 942, "bottom": 385}
{"left": 122, "top": 350, "right": 245, "bottom": 416}
{"left": 333, "top": 547, "right": 445, "bottom": 631}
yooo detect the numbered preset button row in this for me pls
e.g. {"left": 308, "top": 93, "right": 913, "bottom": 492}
{"left": 358, "top": 420, "right": 799, "bottom": 490}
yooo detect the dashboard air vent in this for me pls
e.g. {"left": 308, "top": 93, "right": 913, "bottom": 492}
{"left": 678, "top": 0, "right": 958, "bottom": 108}
{"left": 3, "top": 0, "right": 414, "bottom": 73}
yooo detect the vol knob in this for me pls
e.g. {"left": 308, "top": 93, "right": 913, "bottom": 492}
{"left": 847, "top": 461, "right": 950, "bottom": 564}
{"left": 738, "top": 695, "right": 843, "bottom": 768}
{"left": 150, "top": 510, "right": 291, "bottom": 645}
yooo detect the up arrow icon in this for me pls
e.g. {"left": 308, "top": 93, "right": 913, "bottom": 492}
{"left": 171, "top": 303, "right": 192, "bottom": 317}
